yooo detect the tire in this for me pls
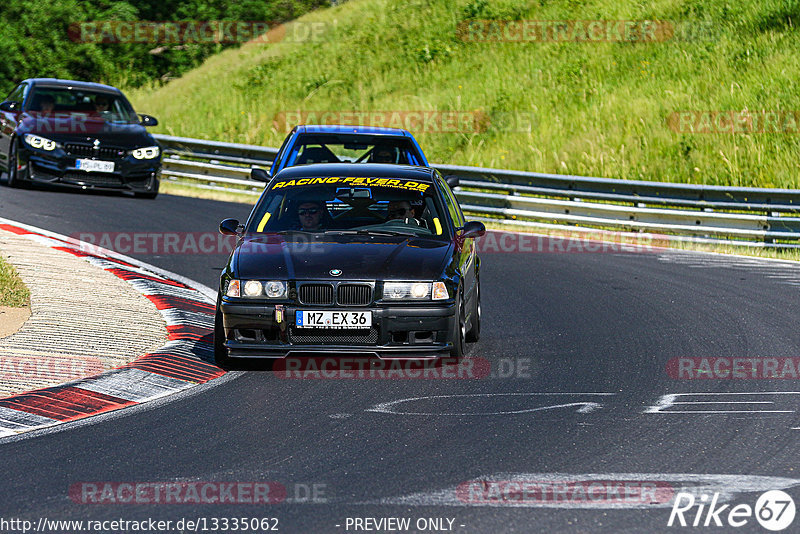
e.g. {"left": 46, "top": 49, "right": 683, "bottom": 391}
{"left": 135, "top": 177, "right": 159, "bottom": 199}
{"left": 466, "top": 280, "right": 481, "bottom": 343}
{"left": 6, "top": 138, "right": 23, "bottom": 188}
{"left": 449, "top": 289, "right": 467, "bottom": 359}
{"left": 214, "top": 306, "right": 231, "bottom": 369}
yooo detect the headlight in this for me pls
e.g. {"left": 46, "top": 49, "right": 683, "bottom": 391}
{"left": 243, "top": 280, "right": 263, "bottom": 297}
{"left": 131, "top": 146, "right": 160, "bottom": 159}
{"left": 264, "top": 281, "right": 287, "bottom": 298}
{"left": 24, "top": 134, "right": 56, "bottom": 151}
{"left": 384, "top": 282, "right": 432, "bottom": 300}
{"left": 226, "top": 279, "right": 286, "bottom": 298}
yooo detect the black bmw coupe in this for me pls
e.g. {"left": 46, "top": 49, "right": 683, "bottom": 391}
{"left": 0, "top": 78, "right": 161, "bottom": 198}
{"left": 215, "top": 163, "right": 485, "bottom": 366}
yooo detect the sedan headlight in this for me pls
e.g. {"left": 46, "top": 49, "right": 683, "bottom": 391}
{"left": 226, "top": 279, "right": 286, "bottom": 299}
{"left": 131, "top": 146, "right": 160, "bottom": 159}
{"left": 24, "top": 134, "right": 56, "bottom": 151}
{"left": 384, "top": 282, "right": 434, "bottom": 300}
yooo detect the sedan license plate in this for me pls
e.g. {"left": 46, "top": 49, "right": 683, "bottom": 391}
{"left": 296, "top": 310, "right": 371, "bottom": 329}
{"left": 76, "top": 159, "right": 115, "bottom": 173}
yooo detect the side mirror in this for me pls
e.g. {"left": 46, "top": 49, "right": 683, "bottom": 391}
{"left": 219, "top": 218, "right": 242, "bottom": 236}
{"left": 251, "top": 167, "right": 271, "bottom": 182}
{"left": 139, "top": 114, "right": 158, "bottom": 126}
{"left": 445, "top": 175, "right": 460, "bottom": 188}
{"left": 0, "top": 101, "right": 19, "bottom": 113}
{"left": 459, "top": 221, "right": 486, "bottom": 239}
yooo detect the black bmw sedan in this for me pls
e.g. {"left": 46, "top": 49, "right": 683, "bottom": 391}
{"left": 215, "top": 163, "right": 485, "bottom": 366}
{"left": 0, "top": 78, "right": 161, "bottom": 198}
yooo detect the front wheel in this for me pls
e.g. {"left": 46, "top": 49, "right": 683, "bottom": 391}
{"left": 6, "top": 138, "right": 23, "bottom": 188}
{"left": 214, "top": 306, "right": 231, "bottom": 369}
{"left": 450, "top": 290, "right": 467, "bottom": 359}
{"left": 466, "top": 280, "right": 481, "bottom": 342}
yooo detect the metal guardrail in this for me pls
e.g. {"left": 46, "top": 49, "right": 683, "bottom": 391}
{"left": 153, "top": 133, "right": 800, "bottom": 246}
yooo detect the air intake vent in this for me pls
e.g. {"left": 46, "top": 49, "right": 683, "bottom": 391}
{"left": 298, "top": 283, "right": 334, "bottom": 305}
{"left": 337, "top": 284, "right": 372, "bottom": 306}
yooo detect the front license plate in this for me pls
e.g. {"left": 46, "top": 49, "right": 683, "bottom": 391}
{"left": 296, "top": 310, "right": 372, "bottom": 329}
{"left": 76, "top": 159, "right": 115, "bottom": 173}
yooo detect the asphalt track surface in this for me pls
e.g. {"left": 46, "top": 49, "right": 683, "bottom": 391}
{"left": 3, "top": 184, "right": 800, "bottom": 533}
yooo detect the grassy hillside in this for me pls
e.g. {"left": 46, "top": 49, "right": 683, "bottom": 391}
{"left": 130, "top": 0, "right": 800, "bottom": 187}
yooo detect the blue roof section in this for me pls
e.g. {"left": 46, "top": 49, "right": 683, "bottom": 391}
{"left": 298, "top": 124, "right": 411, "bottom": 137}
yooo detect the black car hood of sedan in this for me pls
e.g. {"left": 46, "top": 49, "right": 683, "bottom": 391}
{"left": 233, "top": 233, "right": 453, "bottom": 281}
{"left": 18, "top": 113, "right": 154, "bottom": 145}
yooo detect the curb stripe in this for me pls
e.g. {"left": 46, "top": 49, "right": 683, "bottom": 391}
{"left": 0, "top": 219, "right": 224, "bottom": 438}
{"left": 0, "top": 387, "right": 134, "bottom": 421}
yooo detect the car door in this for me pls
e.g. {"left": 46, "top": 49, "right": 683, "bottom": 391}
{"left": 0, "top": 83, "right": 28, "bottom": 169}
{"left": 436, "top": 172, "right": 476, "bottom": 307}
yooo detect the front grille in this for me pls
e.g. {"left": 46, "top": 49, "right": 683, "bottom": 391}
{"left": 62, "top": 172, "right": 122, "bottom": 186}
{"left": 289, "top": 327, "right": 378, "bottom": 345}
{"left": 298, "top": 284, "right": 334, "bottom": 305}
{"left": 65, "top": 143, "right": 126, "bottom": 159}
{"left": 337, "top": 284, "right": 372, "bottom": 306}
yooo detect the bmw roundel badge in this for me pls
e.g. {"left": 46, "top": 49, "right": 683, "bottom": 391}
{"left": 329, "top": 269, "right": 342, "bottom": 276}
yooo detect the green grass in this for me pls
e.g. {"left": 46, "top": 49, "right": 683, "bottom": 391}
{"left": 130, "top": 0, "right": 800, "bottom": 188}
{"left": 0, "top": 256, "right": 30, "bottom": 308}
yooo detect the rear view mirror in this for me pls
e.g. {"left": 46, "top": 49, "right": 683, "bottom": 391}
{"left": 219, "top": 218, "right": 242, "bottom": 236}
{"left": 139, "top": 114, "right": 158, "bottom": 126}
{"left": 0, "top": 101, "right": 19, "bottom": 112}
{"left": 460, "top": 221, "right": 486, "bottom": 239}
{"left": 251, "top": 168, "right": 271, "bottom": 182}
{"left": 445, "top": 175, "right": 460, "bottom": 188}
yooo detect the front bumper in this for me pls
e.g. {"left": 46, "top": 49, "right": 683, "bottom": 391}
{"left": 20, "top": 148, "right": 160, "bottom": 192}
{"left": 219, "top": 300, "right": 456, "bottom": 359}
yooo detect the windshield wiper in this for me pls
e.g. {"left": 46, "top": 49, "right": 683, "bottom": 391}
{"left": 325, "top": 229, "right": 417, "bottom": 237}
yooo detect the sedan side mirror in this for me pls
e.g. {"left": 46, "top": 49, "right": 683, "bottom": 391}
{"left": 219, "top": 218, "right": 242, "bottom": 236}
{"left": 251, "top": 168, "right": 271, "bottom": 182}
{"left": 0, "top": 101, "right": 19, "bottom": 112}
{"left": 445, "top": 175, "right": 460, "bottom": 188}
{"left": 459, "top": 221, "right": 486, "bottom": 239}
{"left": 139, "top": 114, "right": 158, "bottom": 127}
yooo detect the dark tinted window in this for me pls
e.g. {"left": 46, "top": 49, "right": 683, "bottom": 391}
{"left": 247, "top": 175, "right": 450, "bottom": 238}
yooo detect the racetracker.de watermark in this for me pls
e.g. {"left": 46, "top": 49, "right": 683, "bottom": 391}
{"left": 668, "top": 111, "right": 800, "bottom": 134}
{"left": 456, "top": 479, "right": 674, "bottom": 504}
{"left": 0, "top": 356, "right": 103, "bottom": 383}
{"left": 68, "top": 481, "right": 326, "bottom": 504}
{"left": 456, "top": 20, "right": 720, "bottom": 43}
{"left": 70, "top": 230, "right": 668, "bottom": 256}
{"left": 68, "top": 20, "right": 330, "bottom": 44}
{"left": 273, "top": 110, "right": 535, "bottom": 134}
{"left": 667, "top": 357, "right": 800, "bottom": 379}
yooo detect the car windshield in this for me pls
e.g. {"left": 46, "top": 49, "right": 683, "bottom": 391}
{"left": 284, "top": 134, "right": 422, "bottom": 167}
{"left": 247, "top": 176, "right": 449, "bottom": 239}
{"left": 26, "top": 88, "right": 138, "bottom": 123}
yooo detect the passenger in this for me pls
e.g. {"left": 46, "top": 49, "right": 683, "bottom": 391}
{"left": 94, "top": 96, "right": 110, "bottom": 113}
{"left": 386, "top": 200, "right": 414, "bottom": 221}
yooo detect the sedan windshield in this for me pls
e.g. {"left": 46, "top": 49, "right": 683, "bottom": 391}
{"left": 247, "top": 176, "right": 449, "bottom": 239}
{"left": 26, "top": 88, "right": 138, "bottom": 123}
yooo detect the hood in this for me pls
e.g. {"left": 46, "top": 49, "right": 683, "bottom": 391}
{"left": 18, "top": 113, "right": 153, "bottom": 146}
{"left": 234, "top": 233, "right": 453, "bottom": 281}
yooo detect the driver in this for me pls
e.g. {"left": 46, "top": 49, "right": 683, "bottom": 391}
{"left": 386, "top": 200, "right": 414, "bottom": 221}
{"left": 371, "top": 147, "right": 396, "bottom": 163}
{"left": 297, "top": 201, "right": 325, "bottom": 231}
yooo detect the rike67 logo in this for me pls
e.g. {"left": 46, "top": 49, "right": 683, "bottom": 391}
{"left": 668, "top": 490, "right": 795, "bottom": 531}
